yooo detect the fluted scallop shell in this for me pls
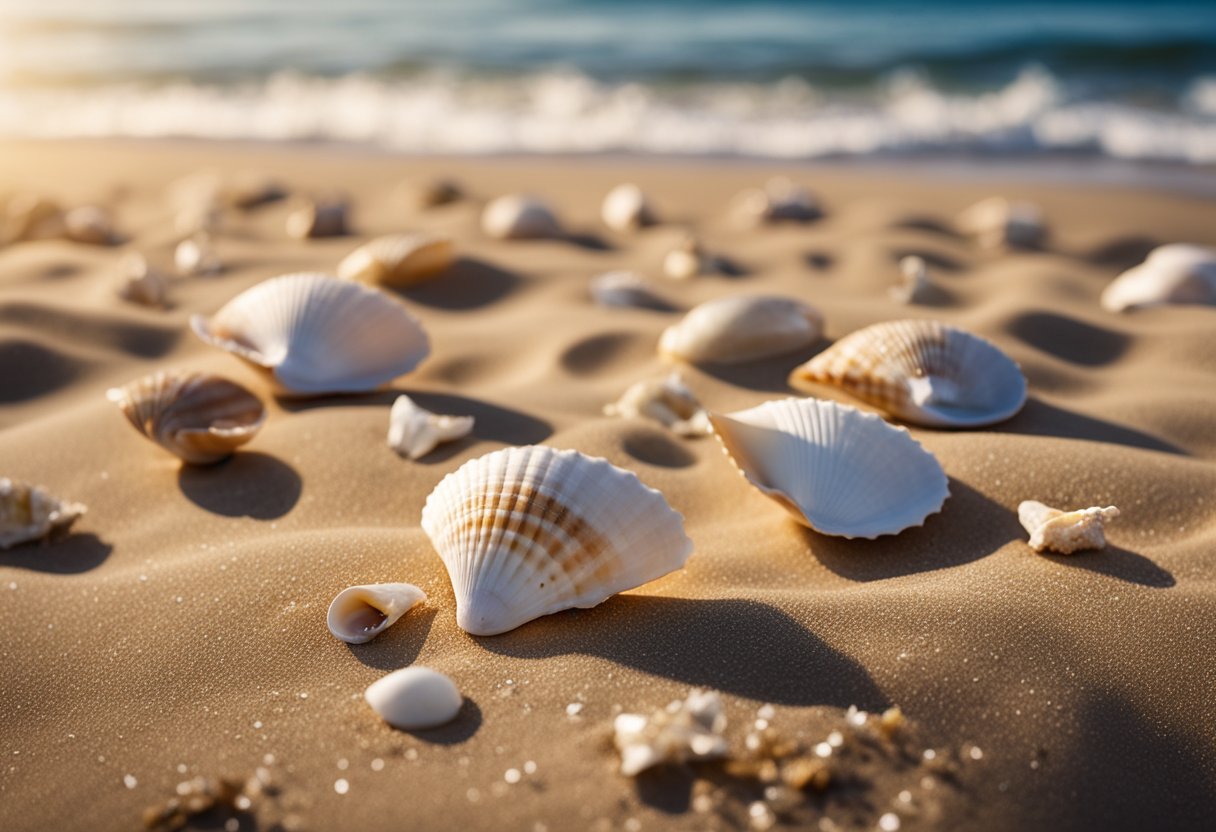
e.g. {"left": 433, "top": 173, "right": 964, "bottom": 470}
{"left": 601, "top": 184, "right": 658, "bottom": 232}
{"left": 327, "top": 583, "right": 427, "bottom": 644}
{"left": 1100, "top": 244, "right": 1216, "bottom": 312}
{"left": 481, "top": 195, "right": 561, "bottom": 240}
{"left": 337, "top": 233, "right": 455, "bottom": 288}
{"left": 106, "top": 370, "right": 265, "bottom": 465}
{"left": 421, "top": 445, "right": 694, "bottom": 636}
{"left": 190, "top": 272, "right": 430, "bottom": 396}
{"left": 0, "top": 478, "right": 87, "bottom": 550}
{"left": 660, "top": 295, "right": 824, "bottom": 364}
{"left": 710, "top": 398, "right": 949, "bottom": 538}
{"left": 590, "top": 271, "right": 677, "bottom": 312}
{"left": 790, "top": 319, "right": 1026, "bottom": 428}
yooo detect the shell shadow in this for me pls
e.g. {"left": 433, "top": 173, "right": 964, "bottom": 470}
{"left": 803, "top": 251, "right": 835, "bottom": 271}
{"left": 889, "top": 248, "right": 964, "bottom": 273}
{"left": 476, "top": 596, "right": 887, "bottom": 708}
{"left": 1081, "top": 234, "right": 1159, "bottom": 270}
{"left": 561, "top": 231, "right": 615, "bottom": 252}
{"left": 1039, "top": 545, "right": 1174, "bottom": 589}
{"left": 620, "top": 428, "right": 699, "bottom": 469}
{"left": 806, "top": 478, "right": 1018, "bottom": 581}
{"left": 0, "top": 302, "right": 181, "bottom": 358}
{"left": 1005, "top": 311, "right": 1130, "bottom": 367}
{"left": 995, "top": 397, "right": 1186, "bottom": 456}
{"left": 397, "top": 257, "right": 521, "bottom": 311}
{"left": 893, "top": 281, "right": 957, "bottom": 308}
{"left": 405, "top": 697, "right": 482, "bottom": 745}
{"left": 0, "top": 532, "right": 111, "bottom": 573}
{"left": 177, "top": 452, "right": 301, "bottom": 519}
{"left": 890, "top": 216, "right": 963, "bottom": 238}
{"left": 560, "top": 331, "right": 654, "bottom": 377}
{"left": 694, "top": 338, "right": 830, "bottom": 394}
{"left": 344, "top": 607, "right": 437, "bottom": 671}
{"left": 0, "top": 339, "right": 83, "bottom": 403}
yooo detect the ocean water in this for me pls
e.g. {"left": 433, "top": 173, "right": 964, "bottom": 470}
{"left": 0, "top": 0, "right": 1214, "bottom": 162}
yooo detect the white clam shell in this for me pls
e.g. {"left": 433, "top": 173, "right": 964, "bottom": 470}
{"left": 956, "top": 197, "right": 1045, "bottom": 249}
{"left": 191, "top": 272, "right": 430, "bottom": 396}
{"left": 408, "top": 178, "right": 464, "bottom": 209}
{"left": 107, "top": 370, "right": 266, "bottom": 465}
{"left": 387, "top": 395, "right": 475, "bottom": 460}
{"left": 327, "top": 583, "right": 426, "bottom": 644}
{"left": 660, "top": 295, "right": 824, "bottom": 364}
{"left": 1018, "top": 500, "right": 1119, "bottom": 554}
{"left": 1100, "top": 244, "right": 1216, "bottom": 312}
{"left": 116, "top": 252, "right": 169, "bottom": 308}
{"left": 733, "top": 177, "right": 820, "bottom": 225}
{"left": 601, "top": 183, "right": 658, "bottom": 232}
{"left": 0, "top": 478, "right": 87, "bottom": 550}
{"left": 286, "top": 198, "right": 348, "bottom": 239}
{"left": 604, "top": 373, "right": 710, "bottom": 438}
{"left": 365, "top": 666, "right": 462, "bottom": 730}
{"left": 590, "top": 271, "right": 675, "bottom": 312}
{"left": 337, "top": 233, "right": 455, "bottom": 288}
{"left": 481, "top": 194, "right": 561, "bottom": 240}
{"left": 790, "top": 319, "right": 1027, "bottom": 428}
{"left": 711, "top": 398, "right": 949, "bottom": 538}
{"left": 421, "top": 445, "right": 694, "bottom": 636}
{"left": 890, "top": 255, "right": 932, "bottom": 304}
{"left": 174, "top": 234, "right": 223, "bottom": 276}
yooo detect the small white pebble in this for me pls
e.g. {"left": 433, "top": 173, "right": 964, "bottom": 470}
{"left": 757, "top": 704, "right": 775, "bottom": 720}
{"left": 337, "top": 758, "right": 349, "bottom": 771}
{"left": 624, "top": 819, "right": 642, "bottom": 832}
{"left": 298, "top": 692, "right": 308, "bottom": 700}
{"left": 827, "top": 730, "right": 844, "bottom": 748}
{"left": 234, "top": 795, "right": 252, "bottom": 811}
{"left": 505, "top": 768, "right": 521, "bottom": 784}
{"left": 252, "top": 721, "right": 262, "bottom": 729}
{"left": 969, "top": 746, "right": 984, "bottom": 760}
{"left": 334, "top": 778, "right": 349, "bottom": 795}
{"left": 262, "top": 754, "right": 275, "bottom": 766}
{"left": 123, "top": 774, "right": 137, "bottom": 789}
{"left": 898, "top": 790, "right": 912, "bottom": 803}
{"left": 225, "top": 819, "right": 240, "bottom": 832}
{"left": 815, "top": 742, "right": 832, "bottom": 758}
{"left": 371, "top": 758, "right": 385, "bottom": 772}
{"left": 176, "top": 763, "right": 188, "bottom": 774}
{"left": 879, "top": 813, "right": 901, "bottom": 832}
{"left": 8, "top": 582, "right": 17, "bottom": 590}
{"left": 523, "top": 760, "right": 537, "bottom": 775}
{"left": 466, "top": 787, "right": 481, "bottom": 803}
{"left": 923, "top": 749, "right": 937, "bottom": 761}
{"left": 566, "top": 703, "right": 584, "bottom": 717}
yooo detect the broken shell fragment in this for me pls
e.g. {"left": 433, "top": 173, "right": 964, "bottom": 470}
{"left": 327, "top": 583, "right": 427, "bottom": 644}
{"left": 481, "top": 194, "right": 561, "bottom": 240}
{"left": 956, "top": 197, "right": 1046, "bottom": 249}
{"left": 387, "top": 395, "right": 475, "bottom": 460}
{"left": 601, "top": 183, "right": 659, "bottom": 232}
{"left": 63, "top": 206, "right": 118, "bottom": 245}
{"left": 116, "top": 252, "right": 169, "bottom": 308}
{"left": 733, "top": 178, "right": 820, "bottom": 225}
{"left": 614, "top": 689, "right": 729, "bottom": 776}
{"left": 174, "top": 234, "right": 223, "bottom": 276}
{"left": 660, "top": 295, "right": 824, "bottom": 364}
{"left": 890, "top": 255, "right": 933, "bottom": 304}
{"left": 1019, "top": 500, "right": 1119, "bottom": 554}
{"left": 365, "top": 666, "right": 462, "bottom": 730}
{"left": 604, "top": 373, "right": 710, "bottom": 438}
{"left": 286, "top": 198, "right": 349, "bottom": 239}
{"left": 0, "top": 478, "right": 87, "bottom": 550}
{"left": 337, "top": 233, "right": 455, "bottom": 288}
{"left": 590, "top": 271, "right": 677, "bottom": 312}
{"left": 711, "top": 398, "right": 949, "bottom": 538}
{"left": 106, "top": 370, "right": 266, "bottom": 465}
{"left": 1100, "top": 244, "right": 1216, "bottom": 312}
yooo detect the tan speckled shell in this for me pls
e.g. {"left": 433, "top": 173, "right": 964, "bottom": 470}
{"left": 337, "top": 233, "right": 455, "bottom": 287}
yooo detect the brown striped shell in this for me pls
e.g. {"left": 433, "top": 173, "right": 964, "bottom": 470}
{"left": 789, "top": 319, "right": 1027, "bottom": 428}
{"left": 107, "top": 370, "right": 266, "bottom": 465}
{"left": 420, "top": 445, "right": 693, "bottom": 636}
{"left": 337, "top": 233, "right": 455, "bottom": 287}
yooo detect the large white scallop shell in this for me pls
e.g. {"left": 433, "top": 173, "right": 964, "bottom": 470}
{"left": 710, "top": 398, "right": 949, "bottom": 538}
{"left": 365, "top": 666, "right": 462, "bottom": 730}
{"left": 481, "top": 195, "right": 562, "bottom": 240}
{"left": 337, "top": 233, "right": 455, "bottom": 288}
{"left": 659, "top": 295, "right": 824, "bottom": 364}
{"left": 107, "top": 370, "right": 266, "bottom": 465}
{"left": 190, "top": 273, "right": 430, "bottom": 396}
{"left": 421, "top": 445, "right": 694, "bottom": 636}
{"left": 790, "top": 319, "right": 1026, "bottom": 428}
{"left": 0, "top": 478, "right": 87, "bottom": 550}
{"left": 327, "top": 583, "right": 427, "bottom": 644}
{"left": 1100, "top": 244, "right": 1216, "bottom": 312}
{"left": 601, "top": 183, "right": 659, "bottom": 232}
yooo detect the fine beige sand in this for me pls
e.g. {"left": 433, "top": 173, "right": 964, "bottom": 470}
{"left": 1, "top": 140, "right": 1215, "bottom": 832}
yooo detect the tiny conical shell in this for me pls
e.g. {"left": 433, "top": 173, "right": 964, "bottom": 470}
{"left": 0, "top": 478, "right": 87, "bottom": 550}
{"left": 388, "top": 395, "right": 475, "bottom": 459}
{"left": 63, "top": 206, "right": 117, "bottom": 245}
{"left": 337, "top": 233, "right": 455, "bottom": 288}
{"left": 956, "top": 197, "right": 1045, "bottom": 249}
{"left": 327, "top": 583, "right": 427, "bottom": 644}
{"left": 286, "top": 198, "right": 349, "bottom": 239}
{"left": 604, "top": 373, "right": 710, "bottom": 438}
{"left": 589, "top": 271, "right": 677, "bottom": 312}
{"left": 601, "top": 184, "right": 659, "bottom": 232}
{"left": 106, "top": 370, "right": 266, "bottom": 465}
{"left": 660, "top": 295, "right": 824, "bottom": 365}
{"left": 481, "top": 195, "right": 561, "bottom": 240}
{"left": 1100, "top": 244, "right": 1216, "bottom": 312}
{"left": 175, "top": 234, "right": 223, "bottom": 276}
{"left": 1018, "top": 500, "right": 1119, "bottom": 554}
{"left": 790, "top": 319, "right": 1026, "bottom": 428}
{"left": 421, "top": 445, "right": 694, "bottom": 636}
{"left": 733, "top": 178, "right": 820, "bottom": 225}
{"left": 365, "top": 666, "right": 462, "bottom": 730}
{"left": 710, "top": 398, "right": 949, "bottom": 538}
{"left": 116, "top": 252, "right": 169, "bottom": 308}
{"left": 890, "top": 255, "right": 932, "bottom": 304}
{"left": 191, "top": 272, "right": 430, "bottom": 396}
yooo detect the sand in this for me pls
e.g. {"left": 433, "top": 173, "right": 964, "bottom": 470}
{"left": 1, "top": 140, "right": 1214, "bottom": 832}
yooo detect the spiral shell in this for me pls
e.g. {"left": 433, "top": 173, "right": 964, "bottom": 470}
{"left": 337, "top": 233, "right": 455, "bottom": 288}
{"left": 327, "top": 583, "right": 426, "bottom": 644}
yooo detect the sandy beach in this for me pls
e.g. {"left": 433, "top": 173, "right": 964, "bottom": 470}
{"left": 1, "top": 139, "right": 1215, "bottom": 832}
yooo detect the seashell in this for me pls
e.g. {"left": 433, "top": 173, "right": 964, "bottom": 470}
{"left": 1100, "top": 244, "right": 1216, "bottom": 312}
{"left": 337, "top": 233, "right": 454, "bottom": 288}
{"left": 106, "top": 370, "right": 265, "bottom": 465}
{"left": 286, "top": 197, "right": 349, "bottom": 239}
{"left": 174, "top": 234, "right": 223, "bottom": 276}
{"left": 365, "top": 666, "right": 462, "bottom": 730}
{"left": 601, "top": 183, "right": 659, "bottom": 232}
{"left": 956, "top": 197, "right": 1045, "bottom": 249}
{"left": 604, "top": 373, "right": 710, "bottom": 438}
{"left": 1018, "top": 500, "right": 1119, "bottom": 554}
{"left": 410, "top": 178, "right": 464, "bottom": 209}
{"left": 890, "top": 255, "right": 932, "bottom": 304}
{"left": 223, "top": 171, "right": 287, "bottom": 210}
{"left": 63, "top": 206, "right": 117, "bottom": 245}
{"left": 0, "top": 478, "right": 87, "bottom": 550}
{"left": 387, "top": 395, "right": 474, "bottom": 460}
{"left": 421, "top": 445, "right": 693, "bottom": 636}
{"left": 662, "top": 236, "right": 715, "bottom": 280}
{"left": 614, "top": 688, "right": 728, "bottom": 776}
{"left": 733, "top": 177, "right": 820, "bottom": 225}
{"left": 116, "top": 252, "right": 169, "bottom": 308}
{"left": 710, "top": 398, "right": 949, "bottom": 538}
{"left": 481, "top": 194, "right": 561, "bottom": 240}
{"left": 589, "top": 270, "right": 677, "bottom": 312}
{"left": 191, "top": 272, "right": 430, "bottom": 396}
{"left": 789, "top": 319, "right": 1027, "bottom": 428}
{"left": 327, "top": 583, "right": 426, "bottom": 644}
{"left": 659, "top": 295, "right": 824, "bottom": 365}
{"left": 4, "top": 194, "right": 64, "bottom": 243}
